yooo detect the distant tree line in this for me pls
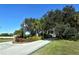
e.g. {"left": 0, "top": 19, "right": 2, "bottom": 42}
{"left": 14, "top": 5, "right": 79, "bottom": 40}
{"left": 0, "top": 33, "right": 13, "bottom": 36}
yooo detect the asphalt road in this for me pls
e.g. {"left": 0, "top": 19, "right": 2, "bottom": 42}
{"left": 0, "top": 40, "right": 50, "bottom": 55}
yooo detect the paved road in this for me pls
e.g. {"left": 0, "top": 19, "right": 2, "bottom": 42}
{"left": 0, "top": 40, "right": 50, "bottom": 55}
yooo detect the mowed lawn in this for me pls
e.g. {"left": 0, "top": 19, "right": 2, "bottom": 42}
{"left": 32, "top": 40, "right": 79, "bottom": 55}
{"left": 0, "top": 38, "right": 13, "bottom": 42}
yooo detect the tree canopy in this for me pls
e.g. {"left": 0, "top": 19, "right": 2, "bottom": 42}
{"left": 15, "top": 5, "right": 79, "bottom": 40}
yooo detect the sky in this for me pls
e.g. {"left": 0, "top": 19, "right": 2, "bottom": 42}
{"left": 0, "top": 4, "right": 79, "bottom": 33}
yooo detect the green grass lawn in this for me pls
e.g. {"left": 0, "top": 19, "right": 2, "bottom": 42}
{"left": 0, "top": 38, "right": 13, "bottom": 42}
{"left": 32, "top": 40, "right": 79, "bottom": 55}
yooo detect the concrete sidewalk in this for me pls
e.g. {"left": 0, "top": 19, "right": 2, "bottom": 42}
{"left": 0, "top": 40, "right": 50, "bottom": 55}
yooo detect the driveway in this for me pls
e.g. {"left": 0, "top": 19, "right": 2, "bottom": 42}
{"left": 0, "top": 40, "right": 50, "bottom": 55}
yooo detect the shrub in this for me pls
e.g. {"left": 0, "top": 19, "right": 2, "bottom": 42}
{"left": 63, "top": 27, "right": 77, "bottom": 39}
{"left": 25, "top": 36, "right": 42, "bottom": 42}
{"left": 73, "top": 33, "right": 79, "bottom": 41}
